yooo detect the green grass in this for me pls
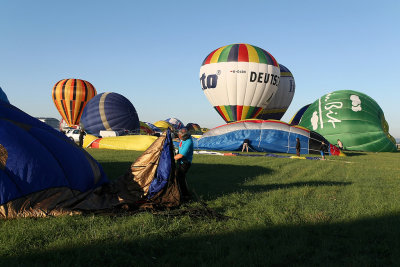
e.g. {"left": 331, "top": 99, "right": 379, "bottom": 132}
{"left": 1, "top": 149, "right": 400, "bottom": 266}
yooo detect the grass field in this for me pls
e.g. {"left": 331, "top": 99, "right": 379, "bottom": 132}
{"left": 1, "top": 149, "right": 400, "bottom": 266}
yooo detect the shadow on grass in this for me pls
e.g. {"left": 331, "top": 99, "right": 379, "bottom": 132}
{"left": 188, "top": 164, "right": 351, "bottom": 200}
{"left": 100, "top": 161, "right": 133, "bottom": 181}
{"left": 188, "top": 163, "right": 273, "bottom": 200}
{"left": 3, "top": 213, "right": 400, "bottom": 266}
{"left": 342, "top": 151, "right": 367, "bottom": 157}
{"left": 241, "top": 181, "right": 352, "bottom": 193}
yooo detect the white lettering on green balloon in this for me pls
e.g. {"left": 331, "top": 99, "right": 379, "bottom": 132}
{"left": 312, "top": 95, "right": 344, "bottom": 129}
{"left": 325, "top": 102, "right": 342, "bottom": 128}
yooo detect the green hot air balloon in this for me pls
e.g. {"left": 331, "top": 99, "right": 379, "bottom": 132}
{"left": 298, "top": 90, "right": 396, "bottom": 152}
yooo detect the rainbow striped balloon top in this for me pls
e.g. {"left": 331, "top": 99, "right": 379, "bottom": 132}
{"left": 202, "top": 43, "right": 279, "bottom": 67}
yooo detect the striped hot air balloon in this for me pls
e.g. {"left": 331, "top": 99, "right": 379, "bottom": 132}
{"left": 200, "top": 43, "right": 280, "bottom": 123}
{"left": 52, "top": 79, "right": 97, "bottom": 127}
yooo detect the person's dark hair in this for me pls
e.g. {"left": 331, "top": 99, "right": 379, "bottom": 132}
{"left": 178, "top": 128, "right": 190, "bottom": 141}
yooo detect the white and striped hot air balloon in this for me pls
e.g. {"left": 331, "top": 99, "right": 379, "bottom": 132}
{"left": 200, "top": 43, "right": 280, "bottom": 123}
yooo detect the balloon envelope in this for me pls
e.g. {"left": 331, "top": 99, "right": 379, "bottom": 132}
{"left": 154, "top": 120, "right": 172, "bottom": 132}
{"left": 298, "top": 90, "right": 397, "bottom": 152}
{"left": 164, "top": 118, "right": 184, "bottom": 130}
{"left": 195, "top": 119, "right": 342, "bottom": 156}
{"left": 200, "top": 43, "right": 280, "bottom": 123}
{"left": 186, "top": 123, "right": 202, "bottom": 135}
{"left": 257, "top": 64, "right": 295, "bottom": 120}
{"left": 52, "top": 79, "right": 97, "bottom": 127}
{"left": 139, "top": 121, "right": 154, "bottom": 135}
{"left": 289, "top": 104, "right": 311, "bottom": 125}
{"left": 80, "top": 92, "right": 139, "bottom": 135}
{"left": 0, "top": 101, "right": 108, "bottom": 217}
{"left": 144, "top": 122, "right": 162, "bottom": 133}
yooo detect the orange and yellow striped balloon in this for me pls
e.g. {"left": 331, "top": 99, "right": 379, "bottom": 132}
{"left": 52, "top": 79, "right": 97, "bottom": 127}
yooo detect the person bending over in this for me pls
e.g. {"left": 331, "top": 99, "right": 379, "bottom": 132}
{"left": 174, "top": 128, "right": 194, "bottom": 201}
{"left": 242, "top": 139, "right": 250, "bottom": 152}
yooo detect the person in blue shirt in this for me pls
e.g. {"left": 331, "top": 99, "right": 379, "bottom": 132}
{"left": 174, "top": 128, "right": 194, "bottom": 201}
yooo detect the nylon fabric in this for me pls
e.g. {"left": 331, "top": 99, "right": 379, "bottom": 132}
{"left": 299, "top": 90, "right": 396, "bottom": 152}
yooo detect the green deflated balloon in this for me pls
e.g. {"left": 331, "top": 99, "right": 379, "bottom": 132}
{"left": 298, "top": 90, "right": 396, "bottom": 152}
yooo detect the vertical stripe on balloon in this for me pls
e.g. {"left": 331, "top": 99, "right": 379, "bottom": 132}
{"left": 214, "top": 106, "right": 228, "bottom": 122}
{"left": 99, "top": 92, "right": 111, "bottom": 130}
{"left": 218, "top": 45, "right": 233, "bottom": 63}
{"left": 72, "top": 79, "right": 77, "bottom": 100}
{"left": 69, "top": 100, "right": 74, "bottom": 125}
{"left": 60, "top": 100, "right": 69, "bottom": 125}
{"left": 60, "top": 79, "right": 67, "bottom": 100}
{"left": 76, "top": 101, "right": 85, "bottom": 124}
{"left": 229, "top": 105, "right": 237, "bottom": 121}
{"left": 224, "top": 105, "right": 234, "bottom": 122}
{"left": 227, "top": 44, "right": 239, "bottom": 62}
{"left": 203, "top": 49, "right": 217, "bottom": 65}
{"left": 82, "top": 80, "right": 88, "bottom": 101}
{"left": 237, "top": 105, "right": 243, "bottom": 120}
{"left": 241, "top": 106, "right": 250, "bottom": 120}
{"left": 55, "top": 100, "right": 66, "bottom": 124}
{"left": 254, "top": 47, "right": 267, "bottom": 64}
{"left": 237, "top": 44, "right": 248, "bottom": 62}
{"left": 245, "top": 44, "right": 258, "bottom": 63}
{"left": 52, "top": 80, "right": 60, "bottom": 101}
{"left": 76, "top": 81, "right": 83, "bottom": 120}
{"left": 264, "top": 50, "right": 278, "bottom": 66}
{"left": 72, "top": 100, "right": 77, "bottom": 125}
{"left": 220, "top": 106, "right": 231, "bottom": 122}
{"left": 210, "top": 45, "right": 228, "bottom": 63}
{"left": 247, "top": 106, "right": 256, "bottom": 119}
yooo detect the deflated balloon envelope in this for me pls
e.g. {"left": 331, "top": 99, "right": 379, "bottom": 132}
{"left": 80, "top": 92, "right": 139, "bottom": 135}
{"left": 298, "top": 90, "right": 397, "bottom": 152}
{"left": 154, "top": 120, "right": 172, "bottom": 132}
{"left": 164, "top": 118, "right": 184, "bottom": 131}
{"left": 200, "top": 43, "right": 280, "bottom": 123}
{"left": 186, "top": 123, "right": 202, "bottom": 135}
{"left": 143, "top": 122, "right": 161, "bottom": 133}
{"left": 194, "top": 119, "right": 341, "bottom": 156}
{"left": 0, "top": 101, "right": 108, "bottom": 217}
{"left": 139, "top": 121, "right": 154, "bottom": 135}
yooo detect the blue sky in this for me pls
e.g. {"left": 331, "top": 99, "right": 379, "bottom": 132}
{"left": 1, "top": 0, "right": 399, "bottom": 137}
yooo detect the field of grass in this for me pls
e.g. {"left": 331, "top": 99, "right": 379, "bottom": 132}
{"left": 1, "top": 149, "right": 400, "bottom": 266}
